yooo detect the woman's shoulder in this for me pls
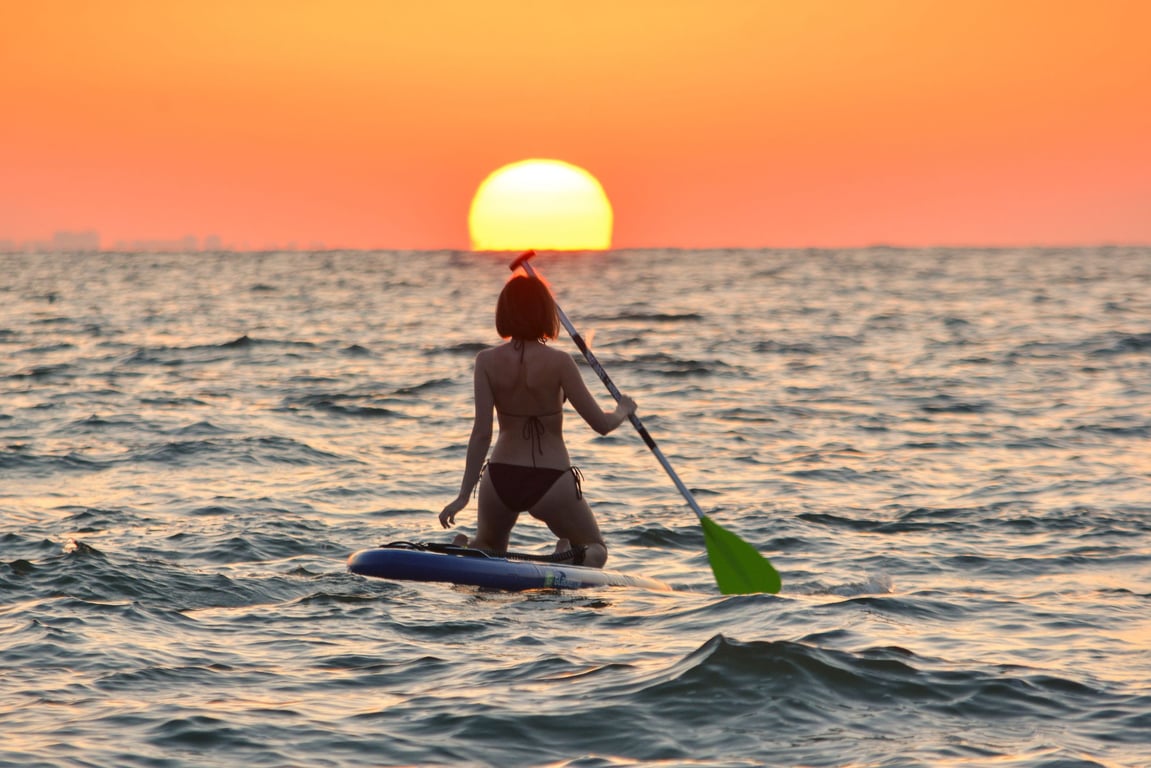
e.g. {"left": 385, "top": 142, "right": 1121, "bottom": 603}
{"left": 542, "top": 346, "right": 580, "bottom": 380}
{"left": 473, "top": 345, "right": 501, "bottom": 371}
{"left": 540, "top": 342, "right": 576, "bottom": 362}
{"left": 475, "top": 342, "right": 510, "bottom": 359}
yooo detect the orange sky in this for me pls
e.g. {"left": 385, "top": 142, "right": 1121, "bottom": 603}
{"left": 2, "top": 0, "right": 1148, "bottom": 249}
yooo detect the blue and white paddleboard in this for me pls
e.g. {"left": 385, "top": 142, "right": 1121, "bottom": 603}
{"left": 347, "top": 542, "right": 672, "bottom": 591}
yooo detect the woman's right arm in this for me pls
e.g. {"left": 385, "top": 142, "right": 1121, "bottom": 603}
{"left": 559, "top": 353, "right": 636, "bottom": 435}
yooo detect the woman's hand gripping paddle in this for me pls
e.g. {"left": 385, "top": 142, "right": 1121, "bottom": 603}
{"left": 510, "top": 251, "right": 782, "bottom": 594}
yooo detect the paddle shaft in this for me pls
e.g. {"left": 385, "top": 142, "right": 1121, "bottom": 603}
{"left": 510, "top": 251, "right": 707, "bottom": 522}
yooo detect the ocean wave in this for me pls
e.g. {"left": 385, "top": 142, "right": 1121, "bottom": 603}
{"left": 394, "top": 634, "right": 1144, "bottom": 766}
{"left": 432, "top": 341, "right": 491, "bottom": 355}
{"left": 0, "top": 451, "right": 107, "bottom": 473}
{"left": 134, "top": 436, "right": 354, "bottom": 466}
{"left": 342, "top": 344, "right": 372, "bottom": 356}
{"left": 786, "top": 466, "right": 892, "bottom": 484}
{"left": 218, "top": 334, "right": 317, "bottom": 350}
{"left": 119, "top": 335, "right": 320, "bottom": 367}
{"left": 279, "top": 393, "right": 405, "bottom": 419}
{"left": 393, "top": 377, "right": 456, "bottom": 395}
{"left": 629, "top": 633, "right": 1127, "bottom": 724}
{"left": 1087, "top": 331, "right": 1151, "bottom": 357}
{"left": 609, "top": 311, "right": 704, "bottom": 323}
{"left": 752, "top": 339, "right": 819, "bottom": 355}
{"left": 619, "top": 352, "right": 733, "bottom": 377}
{"left": 5, "top": 363, "right": 75, "bottom": 380}
{"left": 1073, "top": 422, "right": 1150, "bottom": 438}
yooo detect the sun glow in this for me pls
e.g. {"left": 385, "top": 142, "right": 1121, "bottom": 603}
{"left": 468, "top": 159, "right": 613, "bottom": 251}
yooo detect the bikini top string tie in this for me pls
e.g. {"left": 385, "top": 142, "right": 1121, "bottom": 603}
{"left": 521, "top": 416, "right": 545, "bottom": 467}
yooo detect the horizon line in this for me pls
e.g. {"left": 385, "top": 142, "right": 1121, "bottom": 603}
{"left": 3, "top": 242, "right": 1149, "bottom": 256}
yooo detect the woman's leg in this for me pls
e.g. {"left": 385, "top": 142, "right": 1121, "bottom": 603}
{"left": 529, "top": 471, "right": 608, "bottom": 568}
{"left": 471, "top": 472, "right": 519, "bottom": 552}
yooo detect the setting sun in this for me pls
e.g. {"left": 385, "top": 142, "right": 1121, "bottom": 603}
{"left": 468, "top": 159, "right": 613, "bottom": 251}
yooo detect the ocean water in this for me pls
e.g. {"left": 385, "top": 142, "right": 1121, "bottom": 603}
{"left": 2, "top": 247, "right": 1149, "bottom": 768}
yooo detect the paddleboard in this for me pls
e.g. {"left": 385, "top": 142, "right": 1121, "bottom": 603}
{"left": 347, "top": 542, "right": 672, "bottom": 591}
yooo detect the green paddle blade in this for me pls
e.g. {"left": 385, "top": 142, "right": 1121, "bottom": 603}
{"left": 700, "top": 515, "right": 782, "bottom": 595}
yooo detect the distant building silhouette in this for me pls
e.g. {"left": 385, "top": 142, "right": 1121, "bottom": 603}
{"left": 110, "top": 235, "right": 199, "bottom": 252}
{"left": 0, "top": 231, "right": 242, "bottom": 253}
{"left": 0, "top": 230, "right": 101, "bottom": 253}
{"left": 53, "top": 230, "right": 101, "bottom": 252}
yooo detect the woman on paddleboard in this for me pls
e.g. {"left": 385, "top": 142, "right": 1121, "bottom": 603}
{"left": 439, "top": 272, "right": 636, "bottom": 568}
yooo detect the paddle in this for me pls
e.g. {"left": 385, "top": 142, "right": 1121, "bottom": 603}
{"left": 509, "top": 250, "right": 782, "bottom": 594}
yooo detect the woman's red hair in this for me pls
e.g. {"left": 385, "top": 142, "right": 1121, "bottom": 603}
{"left": 495, "top": 275, "right": 560, "bottom": 341}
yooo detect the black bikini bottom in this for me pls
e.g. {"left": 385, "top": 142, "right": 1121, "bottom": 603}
{"left": 486, "top": 462, "right": 583, "bottom": 511}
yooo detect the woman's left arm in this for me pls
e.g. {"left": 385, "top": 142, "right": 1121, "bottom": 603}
{"left": 440, "top": 355, "right": 495, "bottom": 528}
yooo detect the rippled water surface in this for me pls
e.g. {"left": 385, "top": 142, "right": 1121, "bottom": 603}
{"left": 2, "top": 248, "right": 1149, "bottom": 767}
